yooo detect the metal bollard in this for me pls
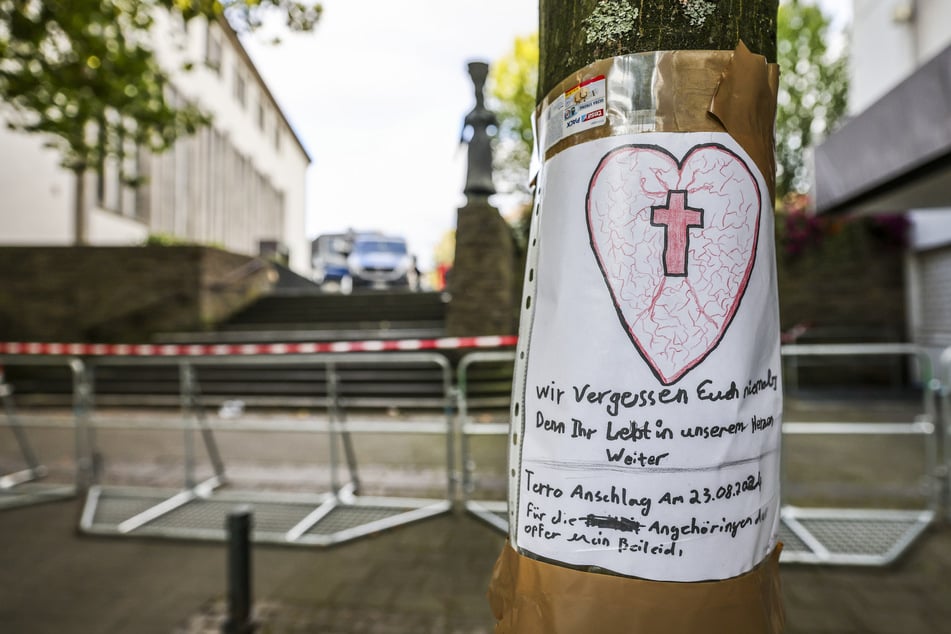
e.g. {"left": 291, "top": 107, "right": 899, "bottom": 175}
{"left": 222, "top": 506, "right": 255, "bottom": 634}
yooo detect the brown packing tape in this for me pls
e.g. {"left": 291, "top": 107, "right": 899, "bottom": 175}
{"left": 653, "top": 49, "right": 731, "bottom": 134}
{"left": 505, "top": 43, "right": 784, "bottom": 632}
{"left": 708, "top": 41, "right": 781, "bottom": 202}
{"left": 539, "top": 43, "right": 779, "bottom": 200}
{"left": 489, "top": 541, "right": 785, "bottom": 634}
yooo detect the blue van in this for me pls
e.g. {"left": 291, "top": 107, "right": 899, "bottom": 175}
{"left": 310, "top": 233, "right": 351, "bottom": 288}
{"left": 346, "top": 234, "right": 412, "bottom": 290}
{"left": 311, "top": 231, "right": 413, "bottom": 292}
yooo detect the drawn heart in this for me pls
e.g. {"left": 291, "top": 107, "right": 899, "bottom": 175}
{"left": 585, "top": 143, "right": 761, "bottom": 385}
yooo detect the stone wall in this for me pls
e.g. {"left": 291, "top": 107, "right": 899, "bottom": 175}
{"left": 776, "top": 218, "right": 908, "bottom": 387}
{"left": 776, "top": 219, "right": 907, "bottom": 342}
{"left": 446, "top": 202, "right": 519, "bottom": 336}
{"left": 0, "top": 246, "right": 274, "bottom": 342}
{"left": 445, "top": 204, "right": 907, "bottom": 346}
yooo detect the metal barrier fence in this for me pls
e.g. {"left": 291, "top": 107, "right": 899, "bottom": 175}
{"left": 80, "top": 352, "right": 457, "bottom": 545}
{"left": 457, "top": 351, "right": 514, "bottom": 532}
{"left": 0, "top": 358, "right": 88, "bottom": 510}
{"left": 457, "top": 343, "right": 946, "bottom": 566}
{"left": 0, "top": 346, "right": 463, "bottom": 546}
{"left": 778, "top": 344, "right": 940, "bottom": 564}
{"left": 2, "top": 340, "right": 949, "bottom": 565}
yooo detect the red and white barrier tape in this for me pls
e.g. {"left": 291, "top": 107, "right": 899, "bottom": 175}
{"left": 0, "top": 336, "right": 518, "bottom": 357}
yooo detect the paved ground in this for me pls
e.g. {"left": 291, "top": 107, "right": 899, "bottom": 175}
{"left": 0, "top": 497, "right": 949, "bottom": 633}
{"left": 1, "top": 395, "right": 949, "bottom": 633}
{"left": 0, "top": 499, "right": 504, "bottom": 634}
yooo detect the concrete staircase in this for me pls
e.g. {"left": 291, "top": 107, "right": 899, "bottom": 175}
{"left": 6, "top": 289, "right": 515, "bottom": 414}
{"left": 156, "top": 290, "right": 451, "bottom": 344}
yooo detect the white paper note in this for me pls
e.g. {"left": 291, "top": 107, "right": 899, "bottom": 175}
{"left": 510, "top": 131, "right": 783, "bottom": 582}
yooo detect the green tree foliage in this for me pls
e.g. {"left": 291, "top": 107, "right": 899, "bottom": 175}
{"left": 775, "top": 0, "right": 848, "bottom": 198}
{"left": 491, "top": 1, "right": 847, "bottom": 204}
{"left": 488, "top": 32, "right": 537, "bottom": 201}
{"left": 488, "top": 32, "right": 537, "bottom": 250}
{"left": 0, "top": 0, "right": 320, "bottom": 242}
{"left": 0, "top": 0, "right": 320, "bottom": 173}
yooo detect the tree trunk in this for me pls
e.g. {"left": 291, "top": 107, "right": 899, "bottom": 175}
{"left": 539, "top": 0, "right": 777, "bottom": 101}
{"left": 72, "top": 167, "right": 87, "bottom": 246}
{"left": 490, "top": 3, "right": 784, "bottom": 632}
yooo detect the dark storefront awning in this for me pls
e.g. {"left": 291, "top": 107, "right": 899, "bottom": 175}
{"left": 813, "top": 43, "right": 951, "bottom": 215}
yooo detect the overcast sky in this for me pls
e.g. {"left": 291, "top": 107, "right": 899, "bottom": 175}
{"left": 243, "top": 0, "right": 538, "bottom": 270}
{"left": 243, "top": 1, "right": 851, "bottom": 271}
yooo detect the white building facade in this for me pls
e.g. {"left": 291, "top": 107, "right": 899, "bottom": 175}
{"left": 849, "top": 0, "right": 950, "bottom": 112}
{"left": 0, "top": 13, "right": 312, "bottom": 273}
{"left": 815, "top": 0, "right": 951, "bottom": 364}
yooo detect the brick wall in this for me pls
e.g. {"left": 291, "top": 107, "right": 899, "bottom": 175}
{"left": 446, "top": 202, "right": 519, "bottom": 336}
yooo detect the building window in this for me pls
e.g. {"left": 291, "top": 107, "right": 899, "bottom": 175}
{"left": 257, "top": 100, "right": 266, "bottom": 131}
{"left": 96, "top": 130, "right": 141, "bottom": 220}
{"left": 205, "top": 23, "right": 222, "bottom": 74}
{"left": 233, "top": 65, "right": 247, "bottom": 108}
{"left": 274, "top": 124, "right": 281, "bottom": 151}
{"left": 135, "top": 145, "right": 150, "bottom": 224}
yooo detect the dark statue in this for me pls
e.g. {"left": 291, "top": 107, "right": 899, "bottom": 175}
{"left": 461, "top": 61, "right": 497, "bottom": 200}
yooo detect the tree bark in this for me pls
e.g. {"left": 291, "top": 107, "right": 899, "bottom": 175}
{"left": 539, "top": 0, "right": 777, "bottom": 101}
{"left": 491, "top": 2, "right": 785, "bottom": 629}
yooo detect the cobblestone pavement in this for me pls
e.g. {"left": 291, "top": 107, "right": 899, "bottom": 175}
{"left": 0, "top": 500, "right": 505, "bottom": 634}
{"left": 0, "top": 396, "right": 949, "bottom": 633}
{"left": 0, "top": 498, "right": 949, "bottom": 633}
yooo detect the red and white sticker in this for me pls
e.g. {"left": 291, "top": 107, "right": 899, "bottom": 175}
{"left": 544, "top": 75, "right": 607, "bottom": 151}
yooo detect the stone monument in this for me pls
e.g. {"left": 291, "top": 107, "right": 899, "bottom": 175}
{"left": 461, "top": 61, "right": 498, "bottom": 200}
{"left": 446, "top": 61, "right": 518, "bottom": 337}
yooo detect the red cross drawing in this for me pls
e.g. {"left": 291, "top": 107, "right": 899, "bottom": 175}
{"left": 650, "top": 190, "right": 704, "bottom": 277}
